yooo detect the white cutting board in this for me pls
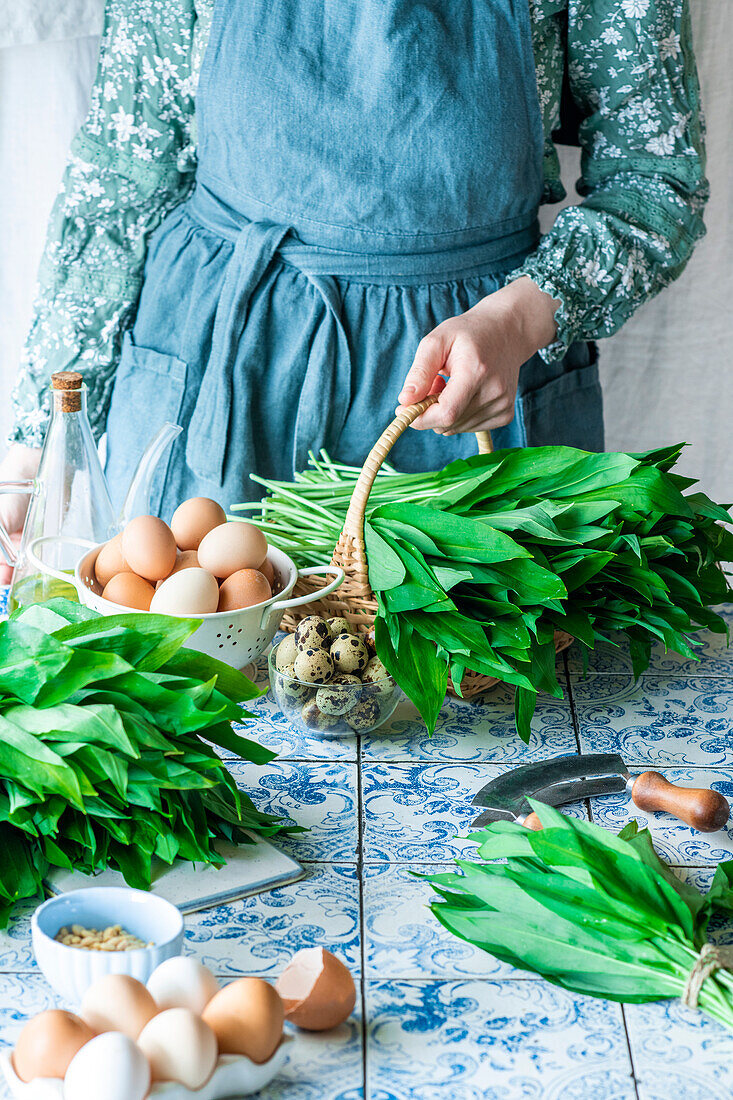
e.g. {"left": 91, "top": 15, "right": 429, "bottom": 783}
{"left": 45, "top": 836, "right": 304, "bottom": 913}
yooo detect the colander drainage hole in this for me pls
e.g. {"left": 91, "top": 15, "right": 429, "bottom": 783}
{"left": 228, "top": 624, "right": 234, "bottom": 630}
{"left": 216, "top": 633, "right": 222, "bottom": 639}
{"left": 237, "top": 628, "right": 243, "bottom": 634}
{"left": 226, "top": 634, "right": 231, "bottom": 640}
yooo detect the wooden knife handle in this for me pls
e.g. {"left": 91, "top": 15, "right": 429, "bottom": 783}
{"left": 631, "top": 771, "right": 730, "bottom": 832}
{"left": 522, "top": 812, "right": 543, "bottom": 831}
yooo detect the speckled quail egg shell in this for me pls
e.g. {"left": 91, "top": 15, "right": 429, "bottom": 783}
{"left": 330, "top": 633, "right": 369, "bottom": 674}
{"left": 315, "top": 683, "right": 357, "bottom": 716}
{"left": 345, "top": 696, "right": 382, "bottom": 731}
{"left": 274, "top": 667, "right": 313, "bottom": 706}
{"left": 275, "top": 634, "right": 298, "bottom": 671}
{"left": 295, "top": 616, "right": 332, "bottom": 651}
{"left": 326, "top": 616, "right": 352, "bottom": 637}
{"left": 293, "top": 647, "right": 334, "bottom": 684}
{"left": 301, "top": 700, "right": 339, "bottom": 731}
{"left": 362, "top": 657, "right": 395, "bottom": 698}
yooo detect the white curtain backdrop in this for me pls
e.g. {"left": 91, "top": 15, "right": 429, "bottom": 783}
{"left": 0, "top": 1, "right": 730, "bottom": 499}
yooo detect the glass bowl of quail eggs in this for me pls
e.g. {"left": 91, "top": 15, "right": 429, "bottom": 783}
{"left": 268, "top": 615, "right": 402, "bottom": 737}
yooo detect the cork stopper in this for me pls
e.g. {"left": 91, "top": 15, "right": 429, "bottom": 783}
{"left": 52, "top": 371, "right": 83, "bottom": 412}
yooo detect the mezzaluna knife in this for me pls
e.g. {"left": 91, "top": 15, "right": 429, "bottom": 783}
{"left": 471, "top": 753, "right": 730, "bottom": 833}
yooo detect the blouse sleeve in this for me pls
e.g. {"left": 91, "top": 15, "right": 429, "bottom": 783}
{"left": 511, "top": 0, "right": 708, "bottom": 360}
{"left": 9, "top": 0, "right": 200, "bottom": 447}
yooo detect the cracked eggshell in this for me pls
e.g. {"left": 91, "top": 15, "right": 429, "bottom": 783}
{"left": 63, "top": 1032, "right": 150, "bottom": 1100}
{"left": 146, "top": 956, "right": 219, "bottom": 1015}
{"left": 12, "top": 1010, "right": 94, "bottom": 1083}
{"left": 202, "top": 977, "right": 284, "bottom": 1065}
{"left": 138, "top": 1008, "right": 218, "bottom": 1090}
{"left": 276, "top": 947, "right": 356, "bottom": 1032}
{"left": 80, "top": 974, "right": 157, "bottom": 1040}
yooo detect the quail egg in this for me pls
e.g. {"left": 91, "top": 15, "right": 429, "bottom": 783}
{"left": 362, "top": 656, "right": 395, "bottom": 698}
{"left": 315, "top": 674, "right": 361, "bottom": 716}
{"left": 301, "top": 699, "right": 339, "bottom": 731}
{"left": 293, "top": 647, "right": 334, "bottom": 684}
{"left": 275, "top": 634, "right": 298, "bottom": 671}
{"left": 326, "top": 616, "right": 352, "bottom": 637}
{"left": 274, "top": 666, "right": 313, "bottom": 707}
{"left": 345, "top": 696, "right": 381, "bottom": 731}
{"left": 295, "top": 616, "right": 332, "bottom": 651}
{"left": 330, "top": 633, "right": 369, "bottom": 675}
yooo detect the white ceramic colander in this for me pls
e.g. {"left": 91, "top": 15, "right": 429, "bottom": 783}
{"left": 26, "top": 536, "right": 343, "bottom": 669}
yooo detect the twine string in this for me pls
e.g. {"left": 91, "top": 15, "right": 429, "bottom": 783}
{"left": 681, "top": 943, "right": 733, "bottom": 1009}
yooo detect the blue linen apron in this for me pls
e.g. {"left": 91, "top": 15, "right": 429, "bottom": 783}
{"left": 104, "top": 0, "right": 604, "bottom": 519}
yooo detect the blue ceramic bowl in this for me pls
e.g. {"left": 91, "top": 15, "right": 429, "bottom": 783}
{"left": 32, "top": 887, "right": 184, "bottom": 1004}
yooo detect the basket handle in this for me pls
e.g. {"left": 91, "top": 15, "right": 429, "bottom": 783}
{"left": 342, "top": 396, "right": 494, "bottom": 540}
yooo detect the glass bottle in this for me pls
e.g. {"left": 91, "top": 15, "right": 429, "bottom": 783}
{"left": 7, "top": 372, "right": 118, "bottom": 611}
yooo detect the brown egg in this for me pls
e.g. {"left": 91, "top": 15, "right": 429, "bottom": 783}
{"left": 259, "top": 556, "right": 278, "bottom": 591}
{"left": 80, "top": 974, "right": 158, "bottom": 1040}
{"left": 155, "top": 550, "right": 200, "bottom": 588}
{"left": 102, "top": 572, "right": 155, "bottom": 611}
{"left": 122, "top": 516, "right": 178, "bottom": 582}
{"left": 198, "top": 522, "right": 268, "bottom": 579}
{"left": 94, "top": 534, "right": 128, "bottom": 588}
{"left": 217, "top": 569, "right": 272, "bottom": 612}
{"left": 170, "top": 498, "right": 227, "bottom": 552}
{"left": 13, "top": 1010, "right": 94, "bottom": 1083}
{"left": 276, "top": 948, "right": 356, "bottom": 1032}
{"left": 201, "top": 977, "right": 283, "bottom": 1064}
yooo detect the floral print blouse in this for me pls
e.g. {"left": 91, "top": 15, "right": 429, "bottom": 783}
{"left": 10, "top": 0, "right": 707, "bottom": 446}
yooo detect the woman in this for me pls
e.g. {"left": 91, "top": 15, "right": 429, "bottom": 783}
{"left": 1, "top": 0, "right": 707, "bottom": 532}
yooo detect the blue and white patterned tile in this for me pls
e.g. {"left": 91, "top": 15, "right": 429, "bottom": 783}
{"left": 228, "top": 760, "right": 358, "bottom": 863}
{"left": 362, "top": 685, "right": 577, "bottom": 764}
{"left": 185, "top": 862, "right": 361, "bottom": 978}
{"left": 625, "top": 998, "right": 733, "bottom": 1100}
{"left": 361, "top": 763, "right": 589, "bottom": 863}
{"left": 589, "top": 767, "right": 733, "bottom": 866}
{"left": 363, "top": 864, "right": 509, "bottom": 981}
{"left": 571, "top": 674, "right": 733, "bottom": 767}
{"left": 565, "top": 636, "right": 634, "bottom": 676}
{"left": 0, "top": 588, "right": 7, "bottom": 617}
{"left": 0, "top": 902, "right": 40, "bottom": 974}
{"left": 234, "top": 695, "right": 359, "bottom": 763}
{"left": 259, "top": 1017, "right": 364, "bottom": 1100}
{"left": 0, "top": 973, "right": 56, "bottom": 1049}
{"left": 566, "top": 618, "right": 733, "bottom": 680}
{"left": 366, "top": 979, "right": 634, "bottom": 1100}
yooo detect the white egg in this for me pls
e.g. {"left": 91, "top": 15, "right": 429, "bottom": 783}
{"left": 138, "top": 1008, "right": 218, "bottom": 1090}
{"left": 150, "top": 567, "right": 220, "bottom": 616}
{"left": 147, "top": 956, "right": 219, "bottom": 1015}
{"left": 63, "top": 1033, "right": 150, "bottom": 1100}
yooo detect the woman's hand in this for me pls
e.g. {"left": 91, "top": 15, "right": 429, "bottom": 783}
{"left": 397, "top": 276, "right": 559, "bottom": 434}
{"left": 0, "top": 444, "right": 42, "bottom": 583}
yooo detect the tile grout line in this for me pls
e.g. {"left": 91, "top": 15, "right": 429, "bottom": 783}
{"left": 356, "top": 732, "right": 368, "bottom": 1099}
{"left": 566, "top": 654, "right": 640, "bottom": 1095}
{"left": 562, "top": 652, "right": 595, "bottom": 823}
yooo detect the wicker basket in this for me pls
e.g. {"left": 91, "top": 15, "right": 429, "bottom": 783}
{"left": 281, "top": 397, "right": 572, "bottom": 699}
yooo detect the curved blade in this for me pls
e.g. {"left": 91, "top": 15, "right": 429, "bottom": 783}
{"left": 471, "top": 753, "right": 629, "bottom": 825}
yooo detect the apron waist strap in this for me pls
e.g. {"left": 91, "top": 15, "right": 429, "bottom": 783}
{"left": 189, "top": 182, "right": 540, "bottom": 283}
{"left": 184, "top": 183, "right": 539, "bottom": 486}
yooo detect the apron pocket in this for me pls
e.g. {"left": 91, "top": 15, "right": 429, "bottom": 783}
{"left": 521, "top": 342, "right": 604, "bottom": 451}
{"left": 104, "top": 332, "right": 187, "bottom": 518}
